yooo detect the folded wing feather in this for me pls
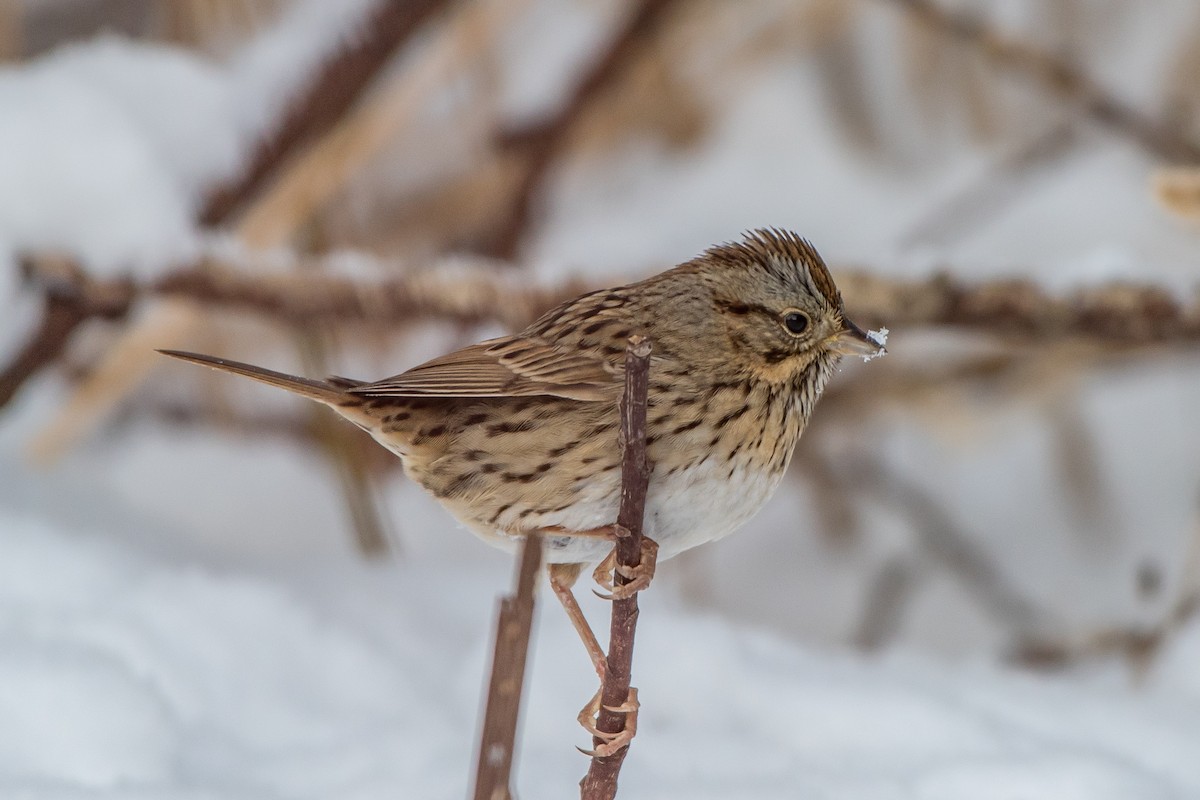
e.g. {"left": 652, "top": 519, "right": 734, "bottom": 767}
{"left": 349, "top": 336, "right": 620, "bottom": 401}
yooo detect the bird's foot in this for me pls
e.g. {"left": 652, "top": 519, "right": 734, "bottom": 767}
{"left": 576, "top": 687, "right": 639, "bottom": 758}
{"left": 592, "top": 537, "right": 658, "bottom": 600}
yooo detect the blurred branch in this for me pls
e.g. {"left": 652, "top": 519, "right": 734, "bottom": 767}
{"left": 0, "top": 257, "right": 133, "bottom": 408}
{"left": 472, "top": 533, "right": 543, "bottom": 800}
{"left": 841, "top": 455, "right": 1043, "bottom": 642}
{"left": 0, "top": 0, "right": 21, "bottom": 61}
{"left": 11, "top": 253, "right": 1200, "bottom": 356}
{"left": 887, "top": 0, "right": 1200, "bottom": 163}
{"left": 199, "top": 0, "right": 449, "bottom": 225}
{"left": 482, "top": 0, "right": 682, "bottom": 259}
{"left": 1012, "top": 591, "right": 1200, "bottom": 677}
{"left": 1012, "top": 514, "right": 1200, "bottom": 677}
{"left": 1154, "top": 166, "right": 1200, "bottom": 223}
{"left": 839, "top": 271, "right": 1200, "bottom": 343}
{"left": 897, "top": 121, "right": 1077, "bottom": 250}
{"left": 235, "top": 0, "right": 526, "bottom": 248}
{"left": 854, "top": 555, "right": 921, "bottom": 651}
{"left": 155, "top": 255, "right": 593, "bottom": 331}
{"left": 0, "top": 0, "right": 445, "bottom": 414}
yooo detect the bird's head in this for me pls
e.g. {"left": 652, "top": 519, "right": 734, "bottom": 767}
{"left": 680, "top": 228, "right": 881, "bottom": 384}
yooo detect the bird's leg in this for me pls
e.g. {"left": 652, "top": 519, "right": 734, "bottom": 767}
{"left": 593, "top": 537, "right": 659, "bottom": 601}
{"left": 542, "top": 526, "right": 647, "bottom": 752}
{"left": 542, "top": 524, "right": 659, "bottom": 600}
{"left": 547, "top": 562, "right": 607, "bottom": 680}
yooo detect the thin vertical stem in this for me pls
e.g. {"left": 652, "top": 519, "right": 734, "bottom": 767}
{"left": 472, "top": 533, "right": 543, "bottom": 800}
{"left": 580, "top": 335, "right": 652, "bottom": 799}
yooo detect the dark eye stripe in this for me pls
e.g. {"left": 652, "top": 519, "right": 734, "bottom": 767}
{"left": 715, "top": 300, "right": 751, "bottom": 315}
{"left": 716, "top": 300, "right": 776, "bottom": 318}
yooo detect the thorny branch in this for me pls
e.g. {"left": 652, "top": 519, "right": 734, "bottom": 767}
{"left": 581, "top": 336, "right": 652, "bottom": 800}
{"left": 886, "top": 0, "right": 1200, "bottom": 163}
{"left": 472, "top": 533, "right": 543, "bottom": 800}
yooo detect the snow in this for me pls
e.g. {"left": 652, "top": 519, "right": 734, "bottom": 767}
{"left": 3, "top": 0, "right": 1200, "bottom": 796}
{"left": 228, "top": 0, "right": 383, "bottom": 143}
{"left": 0, "top": 498, "right": 1197, "bottom": 799}
{"left": 0, "top": 42, "right": 210, "bottom": 275}
{"left": 0, "top": 0, "right": 384, "bottom": 280}
{"left": 863, "top": 327, "right": 890, "bottom": 361}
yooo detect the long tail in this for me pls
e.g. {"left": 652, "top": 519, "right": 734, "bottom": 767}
{"left": 157, "top": 350, "right": 353, "bottom": 406}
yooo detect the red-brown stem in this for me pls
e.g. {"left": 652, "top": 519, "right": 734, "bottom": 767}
{"left": 580, "top": 336, "right": 652, "bottom": 800}
{"left": 472, "top": 533, "right": 543, "bottom": 800}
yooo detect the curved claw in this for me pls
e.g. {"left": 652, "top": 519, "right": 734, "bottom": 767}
{"left": 592, "top": 550, "right": 616, "bottom": 593}
{"left": 578, "top": 731, "right": 634, "bottom": 759}
{"left": 607, "top": 539, "right": 659, "bottom": 601}
{"left": 592, "top": 538, "right": 659, "bottom": 601}
{"left": 577, "top": 688, "right": 639, "bottom": 758}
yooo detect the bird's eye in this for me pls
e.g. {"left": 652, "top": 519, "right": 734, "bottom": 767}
{"left": 782, "top": 311, "right": 810, "bottom": 335}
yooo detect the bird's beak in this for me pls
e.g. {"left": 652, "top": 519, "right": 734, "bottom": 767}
{"left": 826, "top": 317, "right": 885, "bottom": 358}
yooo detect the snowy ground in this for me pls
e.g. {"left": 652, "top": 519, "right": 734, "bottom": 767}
{"left": 3, "top": 487, "right": 1200, "bottom": 799}
{"left": 3, "top": 0, "right": 1200, "bottom": 797}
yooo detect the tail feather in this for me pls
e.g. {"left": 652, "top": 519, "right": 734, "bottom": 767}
{"left": 157, "top": 350, "right": 353, "bottom": 406}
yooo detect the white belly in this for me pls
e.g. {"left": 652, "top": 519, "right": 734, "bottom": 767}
{"left": 523, "top": 456, "right": 783, "bottom": 565}
{"left": 644, "top": 457, "right": 782, "bottom": 560}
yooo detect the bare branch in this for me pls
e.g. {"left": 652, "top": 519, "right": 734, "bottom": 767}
{"left": 482, "top": 0, "right": 682, "bottom": 259}
{"left": 0, "top": 1, "right": 446, "bottom": 411}
{"left": 0, "top": 257, "right": 133, "bottom": 408}
{"left": 13, "top": 253, "right": 1200, "bottom": 354}
{"left": 199, "top": 0, "right": 449, "bottom": 225}
{"left": 581, "top": 336, "right": 652, "bottom": 800}
{"left": 885, "top": 0, "right": 1200, "bottom": 163}
{"left": 836, "top": 271, "right": 1200, "bottom": 343}
{"left": 472, "top": 533, "right": 543, "bottom": 800}
{"left": 841, "top": 455, "right": 1044, "bottom": 637}
{"left": 853, "top": 556, "right": 922, "bottom": 651}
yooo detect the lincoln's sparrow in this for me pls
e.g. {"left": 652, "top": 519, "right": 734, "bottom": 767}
{"left": 162, "top": 229, "right": 881, "bottom": 748}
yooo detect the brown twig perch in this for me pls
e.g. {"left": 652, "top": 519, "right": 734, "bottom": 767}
{"left": 580, "top": 335, "right": 652, "bottom": 800}
{"left": 472, "top": 533, "right": 543, "bottom": 800}
{"left": 886, "top": 0, "right": 1200, "bottom": 163}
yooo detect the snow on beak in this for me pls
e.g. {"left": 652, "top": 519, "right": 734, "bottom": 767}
{"left": 827, "top": 318, "right": 887, "bottom": 360}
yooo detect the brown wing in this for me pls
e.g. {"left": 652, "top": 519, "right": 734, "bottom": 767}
{"left": 348, "top": 336, "right": 620, "bottom": 402}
